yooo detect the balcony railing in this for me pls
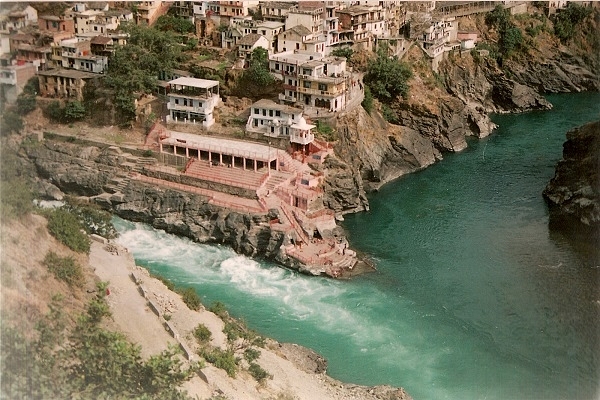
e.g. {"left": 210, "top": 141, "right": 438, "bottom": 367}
{"left": 167, "top": 103, "right": 211, "bottom": 113}
{"left": 279, "top": 93, "right": 297, "bottom": 102}
{"left": 297, "top": 86, "right": 343, "bottom": 97}
{"left": 290, "top": 132, "right": 314, "bottom": 145}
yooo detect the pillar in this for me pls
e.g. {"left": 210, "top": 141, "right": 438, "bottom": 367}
{"left": 185, "top": 147, "right": 189, "bottom": 157}
{"left": 254, "top": 159, "right": 257, "bottom": 172}
{"left": 173, "top": 145, "right": 177, "bottom": 155}
{"left": 209, "top": 151, "right": 212, "bottom": 162}
{"left": 232, "top": 155, "right": 235, "bottom": 168}
{"left": 219, "top": 153, "right": 223, "bottom": 164}
{"left": 243, "top": 157, "right": 246, "bottom": 170}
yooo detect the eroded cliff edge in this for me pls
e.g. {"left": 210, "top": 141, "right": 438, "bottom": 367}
{"left": 543, "top": 120, "right": 600, "bottom": 242}
{"left": 323, "top": 38, "right": 599, "bottom": 214}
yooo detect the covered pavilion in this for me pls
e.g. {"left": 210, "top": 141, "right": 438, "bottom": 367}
{"left": 159, "top": 131, "right": 280, "bottom": 172}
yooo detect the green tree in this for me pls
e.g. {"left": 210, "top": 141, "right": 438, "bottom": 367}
{"left": 485, "top": 5, "right": 511, "bottom": 31}
{"left": 361, "top": 86, "right": 373, "bottom": 114}
{"left": 155, "top": 14, "right": 195, "bottom": 34}
{"left": 47, "top": 208, "right": 91, "bottom": 253}
{"left": 485, "top": 5, "right": 524, "bottom": 58}
{"left": 553, "top": 3, "right": 592, "bottom": 42}
{"left": 46, "top": 100, "right": 65, "bottom": 122}
{"left": 243, "top": 47, "right": 274, "bottom": 87}
{"left": 105, "top": 23, "right": 181, "bottom": 122}
{"left": 15, "top": 77, "right": 38, "bottom": 115}
{"left": 331, "top": 47, "right": 354, "bottom": 60}
{"left": 64, "top": 101, "right": 86, "bottom": 122}
{"left": 499, "top": 25, "right": 523, "bottom": 56}
{"left": 364, "top": 46, "right": 413, "bottom": 102}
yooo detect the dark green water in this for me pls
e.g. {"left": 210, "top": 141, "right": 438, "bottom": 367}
{"left": 115, "top": 92, "right": 600, "bottom": 400}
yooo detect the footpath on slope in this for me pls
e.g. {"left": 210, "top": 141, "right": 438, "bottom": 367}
{"left": 89, "top": 239, "right": 411, "bottom": 400}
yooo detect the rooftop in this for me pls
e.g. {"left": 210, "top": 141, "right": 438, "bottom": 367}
{"left": 162, "top": 131, "right": 277, "bottom": 161}
{"left": 37, "top": 68, "right": 99, "bottom": 79}
{"left": 261, "top": 1, "right": 297, "bottom": 10}
{"left": 91, "top": 35, "right": 112, "bottom": 45}
{"left": 288, "top": 25, "right": 311, "bottom": 36}
{"left": 168, "top": 77, "right": 219, "bottom": 89}
{"left": 252, "top": 99, "right": 303, "bottom": 114}
{"left": 238, "top": 33, "right": 264, "bottom": 46}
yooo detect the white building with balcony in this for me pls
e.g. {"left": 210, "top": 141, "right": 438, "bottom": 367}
{"left": 270, "top": 51, "right": 352, "bottom": 112}
{"left": 166, "top": 77, "right": 221, "bottom": 128}
{"left": 246, "top": 98, "right": 315, "bottom": 148}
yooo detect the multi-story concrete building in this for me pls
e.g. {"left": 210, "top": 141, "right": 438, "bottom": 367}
{"left": 246, "top": 98, "right": 315, "bottom": 148}
{"left": 237, "top": 33, "right": 270, "bottom": 60}
{"left": 0, "top": 5, "right": 38, "bottom": 32}
{"left": 277, "top": 25, "right": 325, "bottom": 55}
{"left": 218, "top": 1, "right": 259, "bottom": 19}
{"left": 51, "top": 37, "right": 108, "bottom": 73}
{"left": 0, "top": 62, "right": 37, "bottom": 103}
{"left": 39, "top": 15, "right": 76, "bottom": 34}
{"left": 259, "top": 1, "right": 297, "bottom": 22}
{"left": 171, "top": 1, "right": 195, "bottom": 21}
{"left": 270, "top": 51, "right": 351, "bottom": 112}
{"left": 37, "top": 68, "right": 99, "bottom": 100}
{"left": 237, "top": 20, "right": 284, "bottom": 50}
{"left": 336, "top": 4, "right": 387, "bottom": 50}
{"left": 166, "top": 77, "right": 221, "bottom": 128}
{"left": 134, "top": 0, "right": 170, "bottom": 26}
{"left": 285, "top": 3, "right": 323, "bottom": 35}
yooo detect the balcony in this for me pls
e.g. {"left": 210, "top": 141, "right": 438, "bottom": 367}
{"left": 279, "top": 93, "right": 297, "bottom": 103}
{"left": 167, "top": 103, "right": 212, "bottom": 113}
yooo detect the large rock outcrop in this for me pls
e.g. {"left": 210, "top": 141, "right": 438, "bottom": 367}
{"left": 24, "top": 140, "right": 297, "bottom": 267}
{"left": 543, "top": 120, "right": 600, "bottom": 239}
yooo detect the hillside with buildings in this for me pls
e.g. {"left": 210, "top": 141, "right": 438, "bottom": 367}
{"left": 2, "top": 1, "right": 599, "bottom": 399}
{"left": 2, "top": 0, "right": 599, "bottom": 273}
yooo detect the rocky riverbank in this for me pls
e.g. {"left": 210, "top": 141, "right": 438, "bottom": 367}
{"left": 320, "top": 41, "right": 598, "bottom": 214}
{"left": 543, "top": 120, "right": 600, "bottom": 244}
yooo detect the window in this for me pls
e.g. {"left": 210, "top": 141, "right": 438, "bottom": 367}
{"left": 275, "top": 110, "right": 281, "bottom": 117}
{"left": 303, "top": 81, "right": 311, "bottom": 88}
{"left": 269, "top": 110, "right": 273, "bottom": 117}
{"left": 262, "top": 109, "right": 266, "bottom": 116}
{"left": 318, "top": 83, "right": 327, "bottom": 91}
{"left": 288, "top": 79, "right": 292, "bottom": 85}
{"left": 254, "top": 108, "right": 259, "bottom": 114}
{"left": 275, "top": 63, "right": 279, "bottom": 70}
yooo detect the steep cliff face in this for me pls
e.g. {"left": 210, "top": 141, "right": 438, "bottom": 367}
{"left": 321, "top": 104, "right": 443, "bottom": 214}
{"left": 440, "top": 56, "right": 553, "bottom": 114}
{"left": 325, "top": 29, "right": 599, "bottom": 214}
{"left": 543, "top": 120, "right": 600, "bottom": 238}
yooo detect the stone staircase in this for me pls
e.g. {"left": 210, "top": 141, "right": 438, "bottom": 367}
{"left": 104, "top": 153, "right": 157, "bottom": 194}
{"left": 278, "top": 150, "right": 301, "bottom": 173}
{"left": 184, "top": 159, "right": 267, "bottom": 191}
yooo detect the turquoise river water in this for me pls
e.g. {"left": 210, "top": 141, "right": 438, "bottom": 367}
{"left": 114, "top": 92, "right": 600, "bottom": 400}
